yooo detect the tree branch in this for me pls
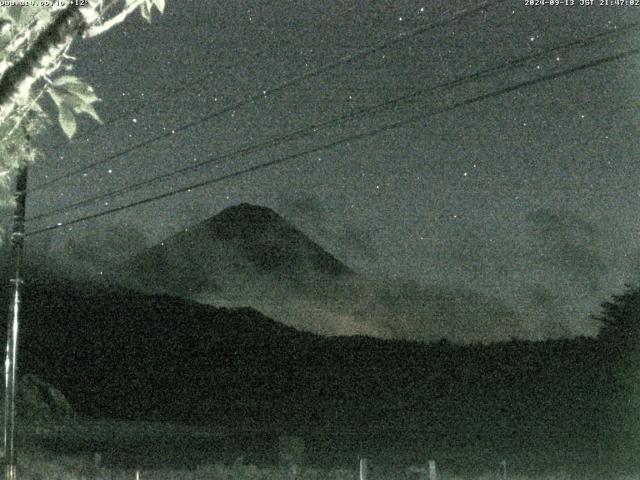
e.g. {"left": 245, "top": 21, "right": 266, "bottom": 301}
{"left": 0, "top": 15, "right": 49, "bottom": 78}
{"left": 0, "top": 4, "right": 86, "bottom": 127}
{"left": 85, "top": 0, "right": 144, "bottom": 38}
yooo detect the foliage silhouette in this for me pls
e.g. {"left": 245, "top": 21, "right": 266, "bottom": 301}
{"left": 594, "top": 284, "right": 640, "bottom": 352}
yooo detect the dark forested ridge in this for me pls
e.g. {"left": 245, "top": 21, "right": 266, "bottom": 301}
{"left": 0, "top": 272, "right": 637, "bottom": 473}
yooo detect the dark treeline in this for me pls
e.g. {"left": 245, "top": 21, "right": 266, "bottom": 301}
{"left": 1, "top": 275, "right": 639, "bottom": 474}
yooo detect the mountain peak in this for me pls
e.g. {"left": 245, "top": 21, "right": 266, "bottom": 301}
{"left": 221, "top": 202, "right": 278, "bottom": 215}
{"left": 197, "top": 203, "right": 291, "bottom": 243}
{"left": 196, "top": 203, "right": 352, "bottom": 276}
{"left": 213, "top": 203, "right": 282, "bottom": 226}
{"left": 224, "top": 203, "right": 276, "bottom": 214}
{"left": 122, "top": 203, "right": 353, "bottom": 318}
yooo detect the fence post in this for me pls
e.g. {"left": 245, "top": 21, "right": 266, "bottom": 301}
{"left": 428, "top": 460, "right": 437, "bottom": 480}
{"left": 279, "top": 436, "right": 304, "bottom": 480}
{"left": 359, "top": 458, "right": 368, "bottom": 480}
{"left": 500, "top": 460, "right": 507, "bottom": 480}
{"left": 93, "top": 452, "right": 101, "bottom": 470}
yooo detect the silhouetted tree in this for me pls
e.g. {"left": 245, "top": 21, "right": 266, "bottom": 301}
{"left": 594, "top": 285, "right": 640, "bottom": 354}
{"left": 591, "top": 285, "right": 640, "bottom": 466}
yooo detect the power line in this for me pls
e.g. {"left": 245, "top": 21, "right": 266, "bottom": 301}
{"left": 30, "top": 0, "right": 503, "bottom": 193}
{"left": 26, "top": 46, "right": 640, "bottom": 237}
{"left": 28, "top": 21, "right": 638, "bottom": 223}
{"left": 42, "top": 4, "right": 367, "bottom": 153}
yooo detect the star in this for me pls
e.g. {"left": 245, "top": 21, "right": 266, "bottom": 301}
{"left": 23, "top": 0, "right": 636, "bottom": 347}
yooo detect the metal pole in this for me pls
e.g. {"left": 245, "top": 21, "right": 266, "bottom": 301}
{"left": 428, "top": 460, "right": 437, "bottom": 480}
{"left": 3, "top": 166, "right": 28, "bottom": 480}
{"left": 359, "top": 458, "right": 368, "bottom": 480}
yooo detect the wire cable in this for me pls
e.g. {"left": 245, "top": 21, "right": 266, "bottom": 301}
{"left": 26, "top": 46, "right": 640, "bottom": 237}
{"left": 42, "top": 4, "right": 367, "bottom": 153}
{"left": 30, "top": 0, "right": 504, "bottom": 193}
{"left": 28, "top": 21, "right": 638, "bottom": 223}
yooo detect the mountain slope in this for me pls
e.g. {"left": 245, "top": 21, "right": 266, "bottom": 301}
{"left": 116, "top": 203, "right": 526, "bottom": 343}
{"left": 0, "top": 277, "right": 316, "bottom": 422}
{"left": 118, "top": 204, "right": 389, "bottom": 338}
{"left": 127, "top": 204, "right": 352, "bottom": 297}
{"left": 0, "top": 265, "right": 611, "bottom": 471}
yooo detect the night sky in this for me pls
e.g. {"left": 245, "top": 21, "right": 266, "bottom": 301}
{"left": 16, "top": 1, "right": 640, "bottom": 341}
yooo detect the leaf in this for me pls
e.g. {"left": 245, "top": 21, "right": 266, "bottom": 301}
{"left": 140, "top": 1, "right": 151, "bottom": 22}
{"left": 47, "top": 89, "right": 63, "bottom": 111}
{"left": 73, "top": 101, "right": 102, "bottom": 124}
{"left": 56, "top": 92, "right": 84, "bottom": 110}
{"left": 52, "top": 75, "right": 85, "bottom": 87}
{"left": 63, "top": 83, "right": 100, "bottom": 104}
{"left": 53, "top": 76, "right": 100, "bottom": 104}
{"left": 58, "top": 105, "right": 76, "bottom": 139}
{"left": 53, "top": 90, "right": 102, "bottom": 124}
{"left": 48, "top": 88, "right": 93, "bottom": 138}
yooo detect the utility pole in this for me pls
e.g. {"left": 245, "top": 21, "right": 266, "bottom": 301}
{"left": 3, "top": 166, "right": 28, "bottom": 480}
